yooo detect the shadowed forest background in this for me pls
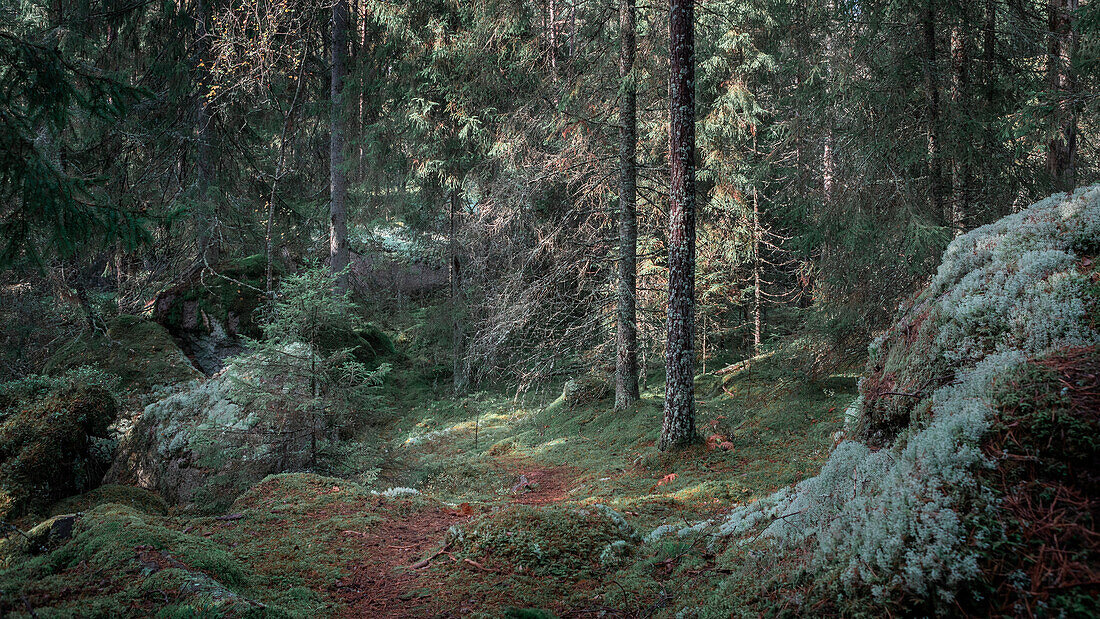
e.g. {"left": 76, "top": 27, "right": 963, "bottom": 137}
{"left": 1, "top": 0, "right": 1099, "bottom": 616}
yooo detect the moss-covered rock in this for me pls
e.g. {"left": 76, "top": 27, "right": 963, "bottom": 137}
{"left": 107, "top": 370, "right": 266, "bottom": 510}
{"left": 48, "top": 484, "right": 168, "bottom": 517}
{"left": 315, "top": 322, "right": 395, "bottom": 366}
{"left": 561, "top": 375, "right": 611, "bottom": 409}
{"left": 0, "top": 383, "right": 117, "bottom": 520}
{"left": 453, "top": 503, "right": 637, "bottom": 578}
{"left": 43, "top": 315, "right": 202, "bottom": 391}
{"left": 153, "top": 255, "right": 270, "bottom": 374}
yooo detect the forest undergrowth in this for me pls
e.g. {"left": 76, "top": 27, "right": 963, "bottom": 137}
{"left": 0, "top": 337, "right": 857, "bottom": 617}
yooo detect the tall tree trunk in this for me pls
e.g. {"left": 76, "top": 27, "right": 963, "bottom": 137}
{"left": 569, "top": 0, "right": 577, "bottom": 57}
{"left": 615, "top": 0, "right": 639, "bottom": 410}
{"left": 982, "top": 0, "right": 999, "bottom": 217}
{"left": 549, "top": 0, "right": 558, "bottom": 74}
{"left": 1047, "top": 0, "right": 1078, "bottom": 192}
{"left": 822, "top": 0, "right": 836, "bottom": 207}
{"left": 450, "top": 191, "right": 466, "bottom": 394}
{"left": 950, "top": 21, "right": 971, "bottom": 235}
{"left": 659, "top": 0, "right": 696, "bottom": 451}
{"left": 752, "top": 186, "right": 762, "bottom": 355}
{"left": 194, "top": 0, "right": 218, "bottom": 265}
{"left": 921, "top": 0, "right": 947, "bottom": 225}
{"left": 330, "top": 0, "right": 350, "bottom": 292}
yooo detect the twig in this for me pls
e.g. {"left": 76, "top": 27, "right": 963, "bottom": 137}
{"left": 462, "top": 558, "right": 496, "bottom": 572}
{"left": 411, "top": 540, "right": 454, "bottom": 569}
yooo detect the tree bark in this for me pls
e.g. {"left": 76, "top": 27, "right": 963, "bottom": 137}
{"left": 1047, "top": 0, "right": 1078, "bottom": 192}
{"left": 921, "top": 0, "right": 947, "bottom": 226}
{"left": 615, "top": 0, "right": 639, "bottom": 410}
{"left": 659, "top": 0, "right": 697, "bottom": 451}
{"left": 822, "top": 0, "right": 836, "bottom": 207}
{"left": 950, "top": 21, "right": 971, "bottom": 235}
{"left": 194, "top": 0, "right": 218, "bottom": 264}
{"left": 450, "top": 191, "right": 467, "bottom": 394}
{"left": 752, "top": 186, "right": 762, "bottom": 355}
{"left": 330, "top": 0, "right": 350, "bottom": 292}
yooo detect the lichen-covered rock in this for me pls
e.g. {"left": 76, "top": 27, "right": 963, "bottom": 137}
{"left": 0, "top": 382, "right": 117, "bottom": 520}
{"left": 709, "top": 186, "right": 1100, "bottom": 606}
{"left": 106, "top": 367, "right": 290, "bottom": 511}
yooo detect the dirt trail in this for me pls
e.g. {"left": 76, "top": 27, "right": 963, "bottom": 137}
{"left": 509, "top": 464, "right": 580, "bottom": 505}
{"left": 335, "top": 463, "right": 579, "bottom": 617}
{"left": 335, "top": 508, "right": 468, "bottom": 618}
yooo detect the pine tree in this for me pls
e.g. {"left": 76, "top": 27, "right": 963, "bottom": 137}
{"left": 660, "top": 0, "right": 697, "bottom": 451}
{"left": 615, "top": 0, "right": 639, "bottom": 410}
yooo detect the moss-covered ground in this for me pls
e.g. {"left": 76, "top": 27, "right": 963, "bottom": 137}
{"left": 0, "top": 343, "right": 858, "bottom": 617}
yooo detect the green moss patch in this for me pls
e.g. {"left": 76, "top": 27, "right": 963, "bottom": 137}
{"left": 971, "top": 347, "right": 1100, "bottom": 617}
{"left": 0, "top": 384, "right": 116, "bottom": 520}
{"left": 44, "top": 316, "right": 201, "bottom": 392}
{"left": 453, "top": 503, "right": 638, "bottom": 578}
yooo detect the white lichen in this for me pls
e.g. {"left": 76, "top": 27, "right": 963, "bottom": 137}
{"left": 710, "top": 185, "right": 1100, "bottom": 602}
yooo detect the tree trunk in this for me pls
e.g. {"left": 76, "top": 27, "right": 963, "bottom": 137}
{"left": 982, "top": 0, "right": 999, "bottom": 216}
{"left": 194, "top": 0, "right": 218, "bottom": 264}
{"left": 549, "top": 0, "right": 558, "bottom": 74}
{"left": 1047, "top": 0, "right": 1078, "bottom": 192}
{"left": 330, "top": 0, "right": 350, "bottom": 292}
{"left": 450, "top": 191, "right": 467, "bottom": 394}
{"left": 659, "top": 0, "right": 696, "bottom": 451}
{"left": 615, "top": 0, "right": 639, "bottom": 410}
{"left": 921, "top": 0, "right": 947, "bottom": 225}
{"left": 822, "top": 0, "right": 836, "bottom": 207}
{"left": 950, "top": 21, "right": 971, "bottom": 235}
{"left": 752, "top": 186, "right": 762, "bottom": 355}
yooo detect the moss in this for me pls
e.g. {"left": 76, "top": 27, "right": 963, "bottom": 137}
{"left": 43, "top": 316, "right": 201, "bottom": 392}
{"left": 49, "top": 485, "right": 168, "bottom": 517}
{"left": 156, "top": 255, "right": 272, "bottom": 342}
{"left": 315, "top": 322, "right": 395, "bottom": 366}
{"left": 0, "top": 474, "right": 364, "bottom": 618}
{"left": 560, "top": 375, "right": 611, "bottom": 409}
{"left": 455, "top": 503, "right": 637, "bottom": 578}
{"left": 967, "top": 348, "right": 1100, "bottom": 617}
{"left": 0, "top": 384, "right": 116, "bottom": 520}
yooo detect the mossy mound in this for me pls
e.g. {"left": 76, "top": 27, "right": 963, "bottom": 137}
{"left": 0, "top": 503, "right": 277, "bottom": 617}
{"left": 0, "top": 472, "right": 385, "bottom": 617}
{"left": 855, "top": 187, "right": 1100, "bottom": 446}
{"left": 560, "top": 375, "right": 611, "bottom": 409}
{"left": 0, "top": 383, "right": 117, "bottom": 520}
{"left": 48, "top": 484, "right": 167, "bottom": 517}
{"left": 43, "top": 315, "right": 201, "bottom": 391}
{"left": 230, "top": 472, "right": 375, "bottom": 512}
{"left": 453, "top": 503, "right": 638, "bottom": 578}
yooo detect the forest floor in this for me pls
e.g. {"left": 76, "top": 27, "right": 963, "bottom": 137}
{"left": 0, "top": 351, "right": 859, "bottom": 618}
